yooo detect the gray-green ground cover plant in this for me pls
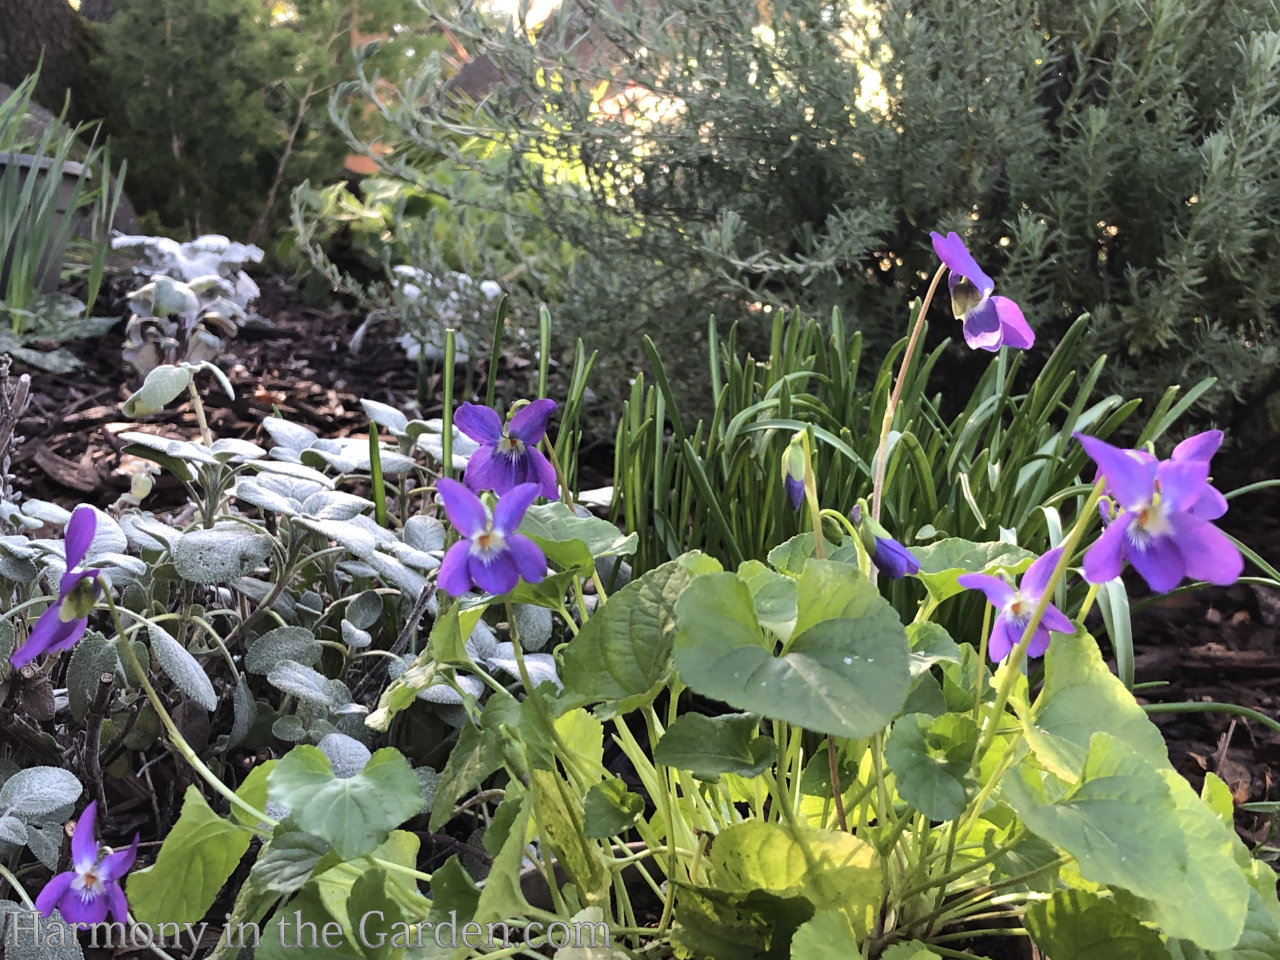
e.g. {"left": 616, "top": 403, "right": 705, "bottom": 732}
{"left": 112, "top": 233, "right": 265, "bottom": 376}
{"left": 0, "top": 230, "right": 1278, "bottom": 958}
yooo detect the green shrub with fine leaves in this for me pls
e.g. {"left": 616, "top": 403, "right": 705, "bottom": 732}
{"left": 339, "top": 0, "right": 1280, "bottom": 411}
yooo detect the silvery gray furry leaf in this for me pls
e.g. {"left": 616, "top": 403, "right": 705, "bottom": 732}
{"left": 173, "top": 525, "right": 273, "bottom": 583}
{"left": 317, "top": 732, "right": 372, "bottom": 778}
{"left": 0, "top": 767, "right": 83, "bottom": 819}
{"left": 148, "top": 624, "right": 218, "bottom": 711}
{"left": 262, "top": 417, "right": 318, "bottom": 454}
{"left": 512, "top": 604, "right": 553, "bottom": 651}
{"left": 341, "top": 620, "right": 372, "bottom": 649}
{"left": 403, "top": 515, "right": 446, "bottom": 553}
{"left": 247, "top": 626, "right": 322, "bottom": 674}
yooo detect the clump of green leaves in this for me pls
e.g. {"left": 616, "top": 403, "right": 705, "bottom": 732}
{"left": 0, "top": 73, "right": 123, "bottom": 372}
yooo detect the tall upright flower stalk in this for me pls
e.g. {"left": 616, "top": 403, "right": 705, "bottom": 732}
{"left": 870, "top": 265, "right": 946, "bottom": 522}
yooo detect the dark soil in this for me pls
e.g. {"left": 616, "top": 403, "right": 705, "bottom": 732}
{"left": 6, "top": 271, "right": 1280, "bottom": 955}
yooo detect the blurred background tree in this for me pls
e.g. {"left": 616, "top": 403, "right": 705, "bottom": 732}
{"left": 93, "top": 0, "right": 424, "bottom": 243}
{"left": 0, "top": 0, "right": 112, "bottom": 125}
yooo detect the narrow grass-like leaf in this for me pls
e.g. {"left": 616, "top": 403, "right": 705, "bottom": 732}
{"left": 368, "top": 424, "right": 387, "bottom": 528}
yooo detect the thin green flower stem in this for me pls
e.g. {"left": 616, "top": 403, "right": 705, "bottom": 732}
{"left": 771, "top": 720, "right": 790, "bottom": 824}
{"left": 504, "top": 603, "right": 595, "bottom": 787}
{"left": 104, "top": 581, "right": 277, "bottom": 829}
{"left": 801, "top": 430, "right": 825, "bottom": 561}
{"left": 867, "top": 731, "right": 896, "bottom": 936}
{"left": 926, "top": 947, "right": 996, "bottom": 960}
{"left": 0, "top": 594, "right": 52, "bottom": 622}
{"left": 953, "top": 730, "right": 1022, "bottom": 849}
{"left": 0, "top": 861, "right": 35, "bottom": 909}
{"left": 119, "top": 608, "right": 239, "bottom": 676}
{"left": 819, "top": 507, "right": 858, "bottom": 541}
{"left": 1076, "top": 581, "right": 1100, "bottom": 622}
{"left": 542, "top": 438, "right": 576, "bottom": 509}
{"left": 871, "top": 263, "right": 947, "bottom": 523}
{"left": 927, "top": 813, "right": 965, "bottom": 929}
{"left": 572, "top": 578, "right": 591, "bottom": 625}
{"left": 896, "top": 827, "right": 1028, "bottom": 903}
{"left": 972, "top": 602, "right": 993, "bottom": 724}
{"left": 652, "top": 731, "right": 679, "bottom": 933}
{"left": 838, "top": 776, "right": 880, "bottom": 830}
{"left": 532, "top": 843, "right": 573, "bottom": 918}
{"left": 977, "top": 480, "right": 1104, "bottom": 758}
{"left": 802, "top": 442, "right": 851, "bottom": 834}
{"left": 613, "top": 869, "right": 638, "bottom": 938}
{"left": 931, "top": 855, "right": 1069, "bottom": 930}
{"left": 186, "top": 379, "right": 213, "bottom": 447}
{"left": 639, "top": 706, "right": 688, "bottom": 900}
{"left": 589, "top": 568, "right": 610, "bottom": 603}
{"left": 1144, "top": 701, "right": 1280, "bottom": 735}
{"left": 828, "top": 738, "right": 849, "bottom": 832}
{"left": 786, "top": 724, "right": 805, "bottom": 813}
{"left": 554, "top": 602, "right": 580, "bottom": 635}
{"left": 608, "top": 844, "right": 691, "bottom": 866}
{"left": 854, "top": 754, "right": 874, "bottom": 836}
{"left": 942, "top": 908, "right": 1028, "bottom": 926}
{"left": 932, "top": 927, "right": 1028, "bottom": 944}
{"left": 614, "top": 850, "right": 667, "bottom": 911}
{"left": 902, "top": 812, "right": 931, "bottom": 887}
{"left": 763, "top": 768, "right": 802, "bottom": 831}
{"left": 989, "top": 348, "right": 1007, "bottom": 453}
{"left": 611, "top": 718, "right": 678, "bottom": 836}
{"left": 441, "top": 332, "right": 455, "bottom": 481}
{"left": 870, "top": 732, "right": 893, "bottom": 833}
{"left": 877, "top": 809, "right": 916, "bottom": 873}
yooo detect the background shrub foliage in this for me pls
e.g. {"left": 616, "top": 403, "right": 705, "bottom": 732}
{"left": 332, "top": 0, "right": 1280, "bottom": 410}
{"left": 94, "top": 0, "right": 425, "bottom": 242}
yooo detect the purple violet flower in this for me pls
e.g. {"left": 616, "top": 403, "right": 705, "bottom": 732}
{"left": 1076, "top": 432, "right": 1242, "bottom": 593}
{"left": 436, "top": 478, "right": 548, "bottom": 596}
{"left": 782, "top": 435, "right": 806, "bottom": 511}
{"left": 957, "top": 547, "right": 1074, "bottom": 662}
{"left": 454, "top": 399, "right": 559, "bottom": 500}
{"left": 930, "top": 231, "right": 1035, "bottom": 352}
{"left": 852, "top": 501, "right": 920, "bottom": 579}
{"left": 1169, "top": 430, "right": 1229, "bottom": 519}
{"left": 34, "top": 802, "right": 139, "bottom": 927}
{"left": 873, "top": 536, "right": 921, "bottom": 579}
{"left": 1093, "top": 429, "right": 1228, "bottom": 522}
{"left": 784, "top": 475, "right": 805, "bottom": 512}
{"left": 11, "top": 508, "right": 101, "bottom": 669}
